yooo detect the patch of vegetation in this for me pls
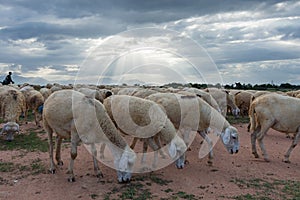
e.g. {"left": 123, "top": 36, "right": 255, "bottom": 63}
{"left": 173, "top": 191, "right": 198, "bottom": 200}
{"left": 227, "top": 115, "right": 250, "bottom": 124}
{"left": 0, "top": 162, "right": 15, "bottom": 172}
{"left": 103, "top": 174, "right": 202, "bottom": 200}
{"left": 149, "top": 174, "right": 173, "bottom": 186}
{"left": 0, "top": 131, "right": 48, "bottom": 152}
{"left": 229, "top": 178, "right": 300, "bottom": 200}
{"left": 30, "top": 158, "right": 46, "bottom": 175}
{"left": 90, "top": 193, "right": 99, "bottom": 199}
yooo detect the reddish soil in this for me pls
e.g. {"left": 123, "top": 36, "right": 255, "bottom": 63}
{"left": 0, "top": 122, "right": 299, "bottom": 200}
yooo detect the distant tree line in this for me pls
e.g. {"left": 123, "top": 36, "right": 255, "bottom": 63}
{"left": 224, "top": 82, "right": 300, "bottom": 91}
{"left": 162, "top": 82, "right": 300, "bottom": 91}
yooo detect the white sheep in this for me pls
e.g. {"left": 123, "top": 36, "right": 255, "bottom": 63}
{"left": 0, "top": 86, "right": 26, "bottom": 124}
{"left": 133, "top": 88, "right": 158, "bottom": 99}
{"left": 204, "top": 88, "right": 240, "bottom": 117}
{"left": 20, "top": 88, "right": 44, "bottom": 126}
{"left": 39, "top": 88, "right": 52, "bottom": 101}
{"left": 0, "top": 122, "right": 20, "bottom": 141}
{"left": 117, "top": 87, "right": 141, "bottom": 96}
{"left": 286, "top": 90, "right": 300, "bottom": 97}
{"left": 249, "top": 93, "right": 300, "bottom": 163}
{"left": 146, "top": 92, "right": 239, "bottom": 165}
{"left": 180, "top": 88, "right": 221, "bottom": 113}
{"left": 103, "top": 95, "right": 188, "bottom": 169}
{"left": 43, "top": 90, "right": 136, "bottom": 183}
{"left": 234, "top": 91, "right": 254, "bottom": 117}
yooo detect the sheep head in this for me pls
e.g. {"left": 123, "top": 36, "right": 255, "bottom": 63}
{"left": 116, "top": 146, "right": 136, "bottom": 183}
{"left": 220, "top": 126, "right": 239, "bottom": 154}
{"left": 0, "top": 122, "right": 20, "bottom": 142}
{"left": 168, "top": 135, "right": 187, "bottom": 169}
{"left": 232, "top": 107, "right": 240, "bottom": 118}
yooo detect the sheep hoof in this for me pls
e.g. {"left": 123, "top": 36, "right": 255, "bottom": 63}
{"left": 68, "top": 177, "right": 76, "bottom": 182}
{"left": 283, "top": 159, "right": 291, "bottom": 163}
{"left": 187, "top": 147, "right": 192, "bottom": 151}
{"left": 264, "top": 158, "right": 270, "bottom": 162}
{"left": 252, "top": 152, "right": 259, "bottom": 158}
{"left": 49, "top": 169, "right": 56, "bottom": 174}
{"left": 96, "top": 173, "right": 104, "bottom": 178}
{"left": 207, "top": 160, "right": 213, "bottom": 166}
{"left": 57, "top": 161, "right": 64, "bottom": 166}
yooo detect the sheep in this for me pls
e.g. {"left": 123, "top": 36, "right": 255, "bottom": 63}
{"left": 133, "top": 89, "right": 158, "bottom": 99}
{"left": 117, "top": 87, "right": 141, "bottom": 96}
{"left": 43, "top": 90, "right": 136, "bottom": 183}
{"left": 146, "top": 92, "right": 239, "bottom": 165}
{"left": 286, "top": 90, "right": 300, "bottom": 97}
{"left": 296, "top": 94, "right": 300, "bottom": 99}
{"left": 234, "top": 91, "right": 254, "bottom": 117}
{"left": 249, "top": 93, "right": 300, "bottom": 163}
{"left": 103, "top": 95, "right": 188, "bottom": 169}
{"left": 0, "top": 86, "right": 26, "bottom": 124}
{"left": 204, "top": 88, "right": 240, "bottom": 117}
{"left": 20, "top": 88, "right": 44, "bottom": 126}
{"left": 39, "top": 88, "right": 52, "bottom": 101}
{"left": 181, "top": 88, "right": 221, "bottom": 113}
{"left": 0, "top": 122, "right": 20, "bottom": 141}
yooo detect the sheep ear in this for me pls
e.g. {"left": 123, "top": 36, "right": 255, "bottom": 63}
{"left": 221, "top": 128, "right": 231, "bottom": 145}
{"left": 119, "top": 152, "right": 128, "bottom": 172}
{"left": 168, "top": 139, "right": 177, "bottom": 159}
{"left": 0, "top": 124, "right": 8, "bottom": 135}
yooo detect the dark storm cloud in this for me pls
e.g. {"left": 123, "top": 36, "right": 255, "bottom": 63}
{"left": 0, "top": 0, "right": 299, "bottom": 84}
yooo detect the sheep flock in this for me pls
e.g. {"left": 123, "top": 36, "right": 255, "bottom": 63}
{"left": 0, "top": 82, "right": 299, "bottom": 184}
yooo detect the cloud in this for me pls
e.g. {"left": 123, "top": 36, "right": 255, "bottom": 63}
{"left": 0, "top": 0, "right": 299, "bottom": 85}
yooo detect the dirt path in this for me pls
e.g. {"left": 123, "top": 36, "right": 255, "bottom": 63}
{"left": 0, "top": 122, "right": 299, "bottom": 199}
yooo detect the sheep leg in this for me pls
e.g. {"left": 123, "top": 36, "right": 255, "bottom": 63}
{"left": 154, "top": 136, "right": 167, "bottom": 159}
{"left": 147, "top": 137, "right": 160, "bottom": 169}
{"left": 257, "top": 122, "right": 273, "bottom": 162}
{"left": 46, "top": 125, "right": 56, "bottom": 174}
{"left": 251, "top": 125, "right": 261, "bottom": 158}
{"left": 34, "top": 112, "right": 39, "bottom": 127}
{"left": 99, "top": 143, "right": 106, "bottom": 159}
{"left": 130, "top": 137, "right": 138, "bottom": 149}
{"left": 91, "top": 143, "right": 103, "bottom": 178}
{"left": 198, "top": 130, "right": 213, "bottom": 166}
{"left": 283, "top": 128, "right": 300, "bottom": 163}
{"left": 141, "top": 139, "right": 148, "bottom": 164}
{"left": 55, "top": 136, "right": 63, "bottom": 166}
{"left": 67, "top": 133, "right": 80, "bottom": 182}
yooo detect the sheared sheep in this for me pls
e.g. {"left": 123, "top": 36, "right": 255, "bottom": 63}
{"left": 39, "top": 88, "right": 52, "bottom": 101}
{"left": 117, "top": 87, "right": 141, "bottom": 96}
{"left": 249, "top": 93, "right": 300, "bottom": 163}
{"left": 133, "top": 89, "right": 158, "bottom": 99}
{"left": 0, "top": 122, "right": 20, "bottom": 141}
{"left": 234, "top": 91, "right": 253, "bottom": 117}
{"left": 0, "top": 86, "right": 26, "bottom": 124}
{"left": 286, "top": 90, "right": 300, "bottom": 97}
{"left": 76, "top": 87, "right": 113, "bottom": 103}
{"left": 204, "top": 88, "right": 240, "bottom": 117}
{"left": 146, "top": 92, "right": 239, "bottom": 165}
{"left": 180, "top": 88, "right": 221, "bottom": 113}
{"left": 103, "top": 95, "right": 188, "bottom": 169}
{"left": 43, "top": 90, "right": 136, "bottom": 183}
{"left": 20, "top": 88, "right": 44, "bottom": 126}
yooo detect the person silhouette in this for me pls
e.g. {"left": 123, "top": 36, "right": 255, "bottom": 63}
{"left": 2, "top": 72, "right": 14, "bottom": 85}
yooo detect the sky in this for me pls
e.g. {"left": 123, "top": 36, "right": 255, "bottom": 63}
{"left": 0, "top": 0, "right": 299, "bottom": 85}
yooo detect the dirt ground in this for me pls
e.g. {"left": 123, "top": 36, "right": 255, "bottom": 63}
{"left": 0, "top": 122, "right": 300, "bottom": 200}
